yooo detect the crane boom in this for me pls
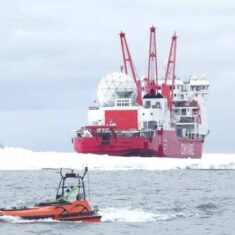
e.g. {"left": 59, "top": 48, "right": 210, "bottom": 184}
{"left": 120, "top": 32, "right": 142, "bottom": 105}
{"left": 162, "top": 33, "right": 177, "bottom": 109}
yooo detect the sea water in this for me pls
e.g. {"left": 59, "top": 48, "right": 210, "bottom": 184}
{"left": 0, "top": 148, "right": 234, "bottom": 235}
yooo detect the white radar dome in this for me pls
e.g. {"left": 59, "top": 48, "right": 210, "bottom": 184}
{"left": 97, "top": 72, "right": 137, "bottom": 106}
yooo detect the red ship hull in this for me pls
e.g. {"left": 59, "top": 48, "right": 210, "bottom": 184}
{"left": 73, "top": 130, "right": 203, "bottom": 158}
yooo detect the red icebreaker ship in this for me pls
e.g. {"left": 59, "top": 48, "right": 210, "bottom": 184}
{"left": 72, "top": 27, "right": 209, "bottom": 158}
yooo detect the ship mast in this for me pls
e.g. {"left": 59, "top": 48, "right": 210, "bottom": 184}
{"left": 120, "top": 32, "right": 142, "bottom": 106}
{"left": 147, "top": 26, "right": 158, "bottom": 94}
{"left": 162, "top": 32, "right": 177, "bottom": 109}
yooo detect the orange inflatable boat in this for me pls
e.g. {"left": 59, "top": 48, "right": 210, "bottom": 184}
{"left": 0, "top": 167, "right": 101, "bottom": 222}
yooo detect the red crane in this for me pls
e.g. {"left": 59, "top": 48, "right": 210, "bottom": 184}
{"left": 146, "top": 26, "right": 158, "bottom": 94}
{"left": 162, "top": 32, "right": 177, "bottom": 109}
{"left": 120, "top": 32, "right": 142, "bottom": 106}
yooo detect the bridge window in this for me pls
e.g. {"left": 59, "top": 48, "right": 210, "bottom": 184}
{"left": 181, "top": 109, "right": 186, "bottom": 115}
{"left": 152, "top": 102, "right": 161, "bottom": 109}
{"left": 116, "top": 99, "right": 130, "bottom": 107}
{"left": 144, "top": 101, "right": 151, "bottom": 108}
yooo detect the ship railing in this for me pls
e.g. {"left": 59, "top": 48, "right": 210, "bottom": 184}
{"left": 75, "top": 125, "right": 115, "bottom": 138}
{"left": 173, "top": 101, "right": 198, "bottom": 108}
{"left": 177, "top": 132, "right": 205, "bottom": 141}
{"left": 89, "top": 106, "right": 99, "bottom": 110}
{"left": 115, "top": 129, "right": 154, "bottom": 138}
{"left": 140, "top": 129, "right": 155, "bottom": 138}
{"left": 179, "top": 117, "right": 195, "bottom": 123}
{"left": 176, "top": 90, "right": 209, "bottom": 94}
{"left": 116, "top": 130, "right": 141, "bottom": 137}
{"left": 176, "top": 126, "right": 205, "bottom": 140}
{"left": 186, "top": 133, "right": 205, "bottom": 141}
{"left": 75, "top": 129, "right": 93, "bottom": 138}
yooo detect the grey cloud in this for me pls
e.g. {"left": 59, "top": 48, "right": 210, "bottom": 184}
{"left": 0, "top": 0, "right": 234, "bottom": 151}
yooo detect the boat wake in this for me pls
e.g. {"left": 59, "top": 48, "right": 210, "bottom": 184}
{"left": 101, "top": 207, "right": 176, "bottom": 222}
{"left": 0, "top": 215, "right": 58, "bottom": 224}
{"left": 0, "top": 147, "right": 234, "bottom": 171}
{"left": 0, "top": 207, "right": 189, "bottom": 223}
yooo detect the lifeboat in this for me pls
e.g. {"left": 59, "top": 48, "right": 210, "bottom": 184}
{"left": 0, "top": 167, "right": 101, "bottom": 222}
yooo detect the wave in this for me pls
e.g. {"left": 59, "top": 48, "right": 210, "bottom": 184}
{"left": 0, "top": 147, "right": 235, "bottom": 171}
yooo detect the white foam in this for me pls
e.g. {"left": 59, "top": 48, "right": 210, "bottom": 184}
{"left": 101, "top": 207, "right": 175, "bottom": 222}
{"left": 0, "top": 215, "right": 57, "bottom": 223}
{"left": 0, "top": 147, "right": 235, "bottom": 170}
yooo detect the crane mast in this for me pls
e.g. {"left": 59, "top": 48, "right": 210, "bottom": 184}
{"left": 120, "top": 32, "right": 142, "bottom": 106}
{"left": 162, "top": 33, "right": 177, "bottom": 109}
{"left": 147, "top": 26, "right": 158, "bottom": 94}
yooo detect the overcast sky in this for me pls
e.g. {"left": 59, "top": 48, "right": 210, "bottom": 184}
{"left": 0, "top": 0, "right": 235, "bottom": 152}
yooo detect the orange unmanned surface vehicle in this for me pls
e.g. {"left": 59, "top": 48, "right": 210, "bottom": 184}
{"left": 0, "top": 167, "right": 101, "bottom": 222}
